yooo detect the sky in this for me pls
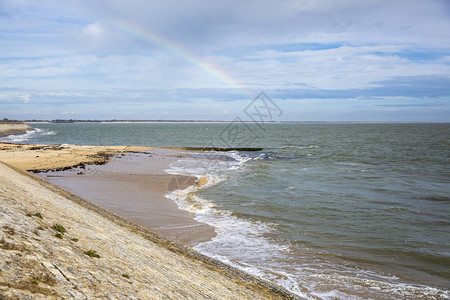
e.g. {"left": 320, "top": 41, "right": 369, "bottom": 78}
{"left": 1, "top": 0, "right": 449, "bottom": 121}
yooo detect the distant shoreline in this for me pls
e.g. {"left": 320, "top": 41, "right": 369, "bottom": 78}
{"left": 23, "top": 120, "right": 450, "bottom": 124}
{"left": 25, "top": 121, "right": 283, "bottom": 124}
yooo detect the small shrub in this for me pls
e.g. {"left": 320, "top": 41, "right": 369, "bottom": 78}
{"left": 122, "top": 274, "right": 130, "bottom": 279}
{"left": 26, "top": 213, "right": 32, "bottom": 217}
{"left": 84, "top": 249, "right": 100, "bottom": 258}
{"left": 34, "top": 213, "right": 43, "bottom": 219}
{"left": 52, "top": 224, "right": 66, "bottom": 234}
{"left": 71, "top": 238, "right": 79, "bottom": 242}
{"left": 54, "top": 233, "right": 63, "bottom": 239}
{"left": 37, "top": 226, "right": 44, "bottom": 230}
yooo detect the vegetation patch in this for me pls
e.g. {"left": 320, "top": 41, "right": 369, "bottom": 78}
{"left": 52, "top": 224, "right": 66, "bottom": 234}
{"left": 71, "top": 238, "right": 79, "bottom": 242}
{"left": 26, "top": 212, "right": 44, "bottom": 219}
{"left": 84, "top": 249, "right": 100, "bottom": 258}
{"left": 122, "top": 274, "right": 130, "bottom": 279}
{"left": 54, "top": 233, "right": 63, "bottom": 239}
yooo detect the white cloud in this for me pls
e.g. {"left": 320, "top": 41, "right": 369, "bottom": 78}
{"left": 1, "top": 45, "right": 449, "bottom": 93}
{"left": 83, "top": 21, "right": 103, "bottom": 36}
{"left": 0, "top": 0, "right": 449, "bottom": 120}
{"left": 0, "top": 92, "right": 31, "bottom": 103}
{"left": 226, "top": 45, "right": 450, "bottom": 89}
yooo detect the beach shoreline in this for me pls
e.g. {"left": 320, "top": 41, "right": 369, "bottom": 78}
{"left": 0, "top": 123, "right": 33, "bottom": 137}
{"left": 0, "top": 141, "right": 299, "bottom": 299}
{"left": 0, "top": 161, "right": 298, "bottom": 299}
{"left": 0, "top": 142, "right": 218, "bottom": 245}
{"left": 37, "top": 149, "right": 217, "bottom": 246}
{"left": 2, "top": 124, "right": 449, "bottom": 298}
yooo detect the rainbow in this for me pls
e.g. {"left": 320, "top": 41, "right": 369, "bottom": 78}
{"left": 113, "top": 21, "right": 251, "bottom": 98}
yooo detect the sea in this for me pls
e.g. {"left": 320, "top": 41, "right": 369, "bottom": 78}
{"left": 2, "top": 122, "right": 449, "bottom": 299}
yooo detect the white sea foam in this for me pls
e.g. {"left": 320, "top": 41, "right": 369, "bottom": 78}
{"left": 41, "top": 129, "right": 56, "bottom": 136}
{"left": 166, "top": 185, "right": 307, "bottom": 297}
{"left": 282, "top": 145, "right": 319, "bottom": 149}
{"left": 165, "top": 150, "right": 251, "bottom": 177}
{"left": 164, "top": 150, "right": 450, "bottom": 299}
{"left": 164, "top": 151, "right": 307, "bottom": 296}
{"left": 0, "top": 128, "right": 56, "bottom": 143}
{"left": 308, "top": 273, "right": 450, "bottom": 300}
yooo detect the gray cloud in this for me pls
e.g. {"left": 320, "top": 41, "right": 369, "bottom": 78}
{"left": 1, "top": 0, "right": 449, "bottom": 121}
{"left": 75, "top": 0, "right": 450, "bottom": 52}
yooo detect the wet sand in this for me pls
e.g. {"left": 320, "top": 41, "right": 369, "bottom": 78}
{"left": 0, "top": 143, "right": 154, "bottom": 171}
{"left": 37, "top": 148, "right": 216, "bottom": 246}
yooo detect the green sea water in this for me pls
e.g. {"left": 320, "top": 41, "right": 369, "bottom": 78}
{"left": 5, "top": 122, "right": 449, "bottom": 299}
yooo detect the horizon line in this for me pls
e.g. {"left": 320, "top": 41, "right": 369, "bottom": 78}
{"left": 18, "top": 119, "right": 450, "bottom": 124}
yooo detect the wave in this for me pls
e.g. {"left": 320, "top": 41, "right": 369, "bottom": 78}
{"left": 165, "top": 180, "right": 305, "bottom": 297}
{"left": 164, "top": 150, "right": 306, "bottom": 296}
{"left": 166, "top": 150, "right": 252, "bottom": 176}
{"left": 165, "top": 175, "right": 450, "bottom": 298}
{"left": 282, "top": 145, "right": 319, "bottom": 150}
{"left": 163, "top": 150, "right": 450, "bottom": 299}
{"left": 0, "top": 128, "right": 56, "bottom": 143}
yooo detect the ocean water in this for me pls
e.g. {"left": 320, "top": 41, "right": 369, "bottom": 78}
{"left": 4, "top": 123, "right": 449, "bottom": 299}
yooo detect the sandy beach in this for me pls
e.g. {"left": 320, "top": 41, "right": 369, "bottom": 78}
{"left": 0, "top": 142, "right": 215, "bottom": 244}
{"left": 37, "top": 149, "right": 216, "bottom": 245}
{"left": 0, "top": 141, "right": 297, "bottom": 299}
{"left": 0, "top": 143, "right": 154, "bottom": 171}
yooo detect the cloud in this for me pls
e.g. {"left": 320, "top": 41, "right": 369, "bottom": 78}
{"left": 0, "top": 92, "right": 31, "bottom": 104}
{"left": 1, "top": 45, "right": 449, "bottom": 93}
{"left": 76, "top": 0, "right": 450, "bottom": 50}
{"left": 83, "top": 21, "right": 102, "bottom": 36}
{"left": 0, "top": 0, "right": 449, "bottom": 121}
